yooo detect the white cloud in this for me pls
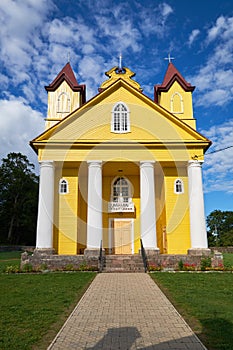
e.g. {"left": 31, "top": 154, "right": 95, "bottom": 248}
{"left": 196, "top": 89, "right": 230, "bottom": 107}
{"left": 137, "top": 2, "right": 173, "bottom": 38}
{"left": 0, "top": 98, "right": 44, "bottom": 168}
{"left": 0, "top": 0, "right": 53, "bottom": 67}
{"left": 95, "top": 15, "right": 142, "bottom": 53}
{"left": 160, "top": 3, "right": 173, "bottom": 17}
{"left": 207, "top": 15, "right": 226, "bottom": 43}
{"left": 0, "top": 0, "right": 175, "bottom": 108}
{"left": 189, "top": 15, "right": 233, "bottom": 107}
{"left": 202, "top": 119, "right": 233, "bottom": 193}
{"left": 188, "top": 29, "right": 200, "bottom": 46}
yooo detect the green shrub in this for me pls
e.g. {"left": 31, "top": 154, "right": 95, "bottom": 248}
{"left": 178, "top": 260, "right": 184, "bottom": 271}
{"left": 22, "top": 263, "right": 33, "bottom": 273}
{"left": 5, "top": 265, "right": 20, "bottom": 273}
{"left": 149, "top": 263, "right": 161, "bottom": 271}
{"left": 64, "top": 264, "right": 74, "bottom": 271}
{"left": 79, "top": 262, "right": 88, "bottom": 271}
{"left": 200, "top": 257, "right": 212, "bottom": 271}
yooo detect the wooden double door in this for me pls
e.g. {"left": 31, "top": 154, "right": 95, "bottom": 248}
{"left": 112, "top": 219, "right": 133, "bottom": 254}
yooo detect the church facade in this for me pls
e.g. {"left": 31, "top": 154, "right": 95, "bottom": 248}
{"left": 31, "top": 61, "right": 211, "bottom": 256}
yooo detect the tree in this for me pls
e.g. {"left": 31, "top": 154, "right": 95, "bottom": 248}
{"left": 0, "top": 152, "right": 38, "bottom": 245}
{"left": 207, "top": 210, "right": 233, "bottom": 246}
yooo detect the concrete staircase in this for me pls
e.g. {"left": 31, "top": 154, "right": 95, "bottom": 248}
{"left": 102, "top": 254, "right": 145, "bottom": 272}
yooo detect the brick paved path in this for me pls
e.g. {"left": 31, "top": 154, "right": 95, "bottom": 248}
{"left": 48, "top": 273, "right": 207, "bottom": 350}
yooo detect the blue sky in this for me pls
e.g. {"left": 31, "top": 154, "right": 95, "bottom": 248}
{"left": 0, "top": 0, "right": 233, "bottom": 216}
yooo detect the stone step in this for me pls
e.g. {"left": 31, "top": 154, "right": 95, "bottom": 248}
{"left": 102, "top": 254, "right": 146, "bottom": 273}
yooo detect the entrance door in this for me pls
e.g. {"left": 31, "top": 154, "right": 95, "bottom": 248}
{"left": 113, "top": 219, "right": 133, "bottom": 254}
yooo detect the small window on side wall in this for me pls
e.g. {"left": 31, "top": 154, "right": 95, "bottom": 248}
{"left": 174, "top": 179, "right": 184, "bottom": 194}
{"left": 59, "top": 178, "right": 69, "bottom": 194}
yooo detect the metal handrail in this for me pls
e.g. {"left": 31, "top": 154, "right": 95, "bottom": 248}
{"left": 98, "top": 240, "right": 104, "bottom": 272}
{"left": 140, "top": 239, "right": 148, "bottom": 272}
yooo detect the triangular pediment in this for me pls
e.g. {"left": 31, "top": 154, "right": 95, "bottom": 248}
{"left": 31, "top": 78, "right": 210, "bottom": 153}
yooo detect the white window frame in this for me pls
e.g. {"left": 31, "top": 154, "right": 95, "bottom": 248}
{"left": 111, "top": 176, "right": 132, "bottom": 203}
{"left": 59, "top": 178, "right": 69, "bottom": 194}
{"left": 111, "top": 102, "right": 130, "bottom": 133}
{"left": 174, "top": 178, "right": 184, "bottom": 194}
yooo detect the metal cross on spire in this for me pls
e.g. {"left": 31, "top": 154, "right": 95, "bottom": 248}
{"left": 164, "top": 53, "right": 175, "bottom": 63}
{"left": 119, "top": 52, "right": 123, "bottom": 70}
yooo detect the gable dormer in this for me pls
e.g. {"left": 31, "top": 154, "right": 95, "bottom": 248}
{"left": 45, "top": 62, "right": 86, "bottom": 130}
{"left": 154, "top": 63, "right": 196, "bottom": 129}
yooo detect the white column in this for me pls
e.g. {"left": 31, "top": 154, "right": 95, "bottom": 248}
{"left": 188, "top": 160, "right": 208, "bottom": 248}
{"left": 36, "top": 161, "right": 54, "bottom": 249}
{"left": 140, "top": 161, "right": 158, "bottom": 251}
{"left": 87, "top": 161, "right": 102, "bottom": 249}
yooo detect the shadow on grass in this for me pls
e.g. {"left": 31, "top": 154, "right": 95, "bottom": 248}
{"left": 199, "top": 317, "right": 233, "bottom": 350}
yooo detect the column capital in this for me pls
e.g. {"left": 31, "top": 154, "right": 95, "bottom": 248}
{"left": 188, "top": 160, "right": 204, "bottom": 168}
{"left": 87, "top": 160, "right": 102, "bottom": 168}
{"left": 140, "top": 160, "right": 156, "bottom": 168}
{"left": 39, "top": 160, "right": 54, "bottom": 168}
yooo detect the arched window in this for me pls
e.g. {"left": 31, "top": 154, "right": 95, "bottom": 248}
{"left": 111, "top": 102, "right": 130, "bottom": 133}
{"left": 112, "top": 177, "right": 131, "bottom": 202}
{"left": 170, "top": 92, "right": 184, "bottom": 114}
{"left": 174, "top": 179, "right": 184, "bottom": 194}
{"left": 59, "top": 178, "right": 69, "bottom": 194}
{"left": 57, "top": 92, "right": 71, "bottom": 114}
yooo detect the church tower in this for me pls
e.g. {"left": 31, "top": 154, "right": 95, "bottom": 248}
{"left": 154, "top": 62, "right": 196, "bottom": 129}
{"left": 45, "top": 62, "right": 86, "bottom": 130}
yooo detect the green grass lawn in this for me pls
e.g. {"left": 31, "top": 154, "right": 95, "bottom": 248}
{"left": 0, "top": 250, "right": 21, "bottom": 273}
{"left": 0, "top": 251, "right": 22, "bottom": 260}
{"left": 223, "top": 253, "right": 233, "bottom": 269}
{"left": 151, "top": 272, "right": 233, "bottom": 350}
{"left": 1, "top": 251, "right": 233, "bottom": 349}
{"left": 0, "top": 271, "right": 96, "bottom": 350}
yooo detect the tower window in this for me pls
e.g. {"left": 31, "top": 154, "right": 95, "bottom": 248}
{"left": 57, "top": 92, "right": 71, "bottom": 114}
{"left": 111, "top": 102, "right": 130, "bottom": 133}
{"left": 174, "top": 179, "right": 184, "bottom": 194}
{"left": 171, "top": 92, "right": 184, "bottom": 114}
{"left": 59, "top": 178, "right": 69, "bottom": 194}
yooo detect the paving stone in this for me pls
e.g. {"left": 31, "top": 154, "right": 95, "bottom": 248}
{"left": 48, "top": 273, "right": 207, "bottom": 350}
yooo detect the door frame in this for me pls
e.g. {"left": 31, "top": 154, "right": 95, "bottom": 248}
{"left": 109, "top": 218, "right": 134, "bottom": 254}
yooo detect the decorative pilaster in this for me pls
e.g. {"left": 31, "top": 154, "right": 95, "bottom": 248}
{"left": 188, "top": 160, "right": 210, "bottom": 255}
{"left": 36, "top": 161, "right": 55, "bottom": 250}
{"left": 140, "top": 161, "right": 159, "bottom": 254}
{"left": 86, "top": 161, "right": 103, "bottom": 254}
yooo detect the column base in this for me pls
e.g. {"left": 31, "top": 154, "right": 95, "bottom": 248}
{"left": 33, "top": 248, "right": 55, "bottom": 256}
{"left": 144, "top": 248, "right": 160, "bottom": 256}
{"left": 188, "top": 248, "right": 211, "bottom": 256}
{"left": 84, "top": 248, "right": 105, "bottom": 257}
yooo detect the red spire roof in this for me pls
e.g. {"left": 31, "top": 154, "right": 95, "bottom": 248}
{"left": 154, "top": 62, "right": 195, "bottom": 102}
{"left": 45, "top": 62, "right": 86, "bottom": 104}
{"left": 45, "top": 62, "right": 81, "bottom": 91}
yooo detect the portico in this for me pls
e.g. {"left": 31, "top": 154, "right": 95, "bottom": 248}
{"left": 35, "top": 158, "right": 208, "bottom": 256}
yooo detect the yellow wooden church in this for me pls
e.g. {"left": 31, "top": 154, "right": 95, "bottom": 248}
{"left": 31, "top": 60, "right": 211, "bottom": 257}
